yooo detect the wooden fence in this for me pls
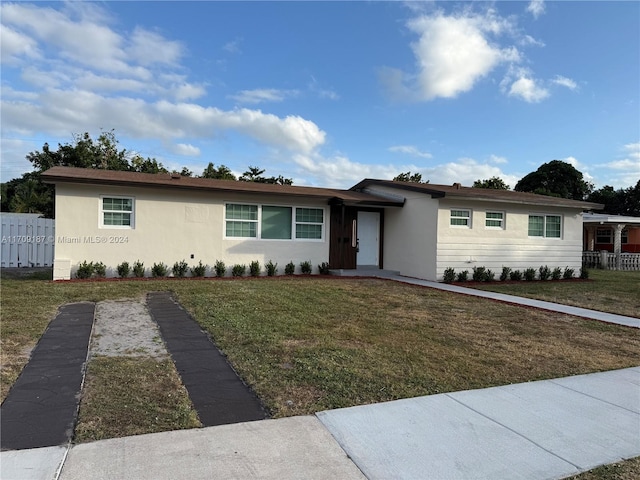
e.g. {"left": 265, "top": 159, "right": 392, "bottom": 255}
{"left": 582, "top": 251, "right": 640, "bottom": 271}
{"left": 1, "top": 215, "right": 55, "bottom": 267}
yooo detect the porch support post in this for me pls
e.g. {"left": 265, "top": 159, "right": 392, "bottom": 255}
{"left": 586, "top": 226, "right": 596, "bottom": 251}
{"left": 614, "top": 224, "right": 625, "bottom": 270}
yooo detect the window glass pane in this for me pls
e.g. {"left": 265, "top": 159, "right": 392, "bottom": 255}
{"left": 296, "top": 224, "right": 322, "bottom": 239}
{"left": 226, "top": 221, "right": 256, "bottom": 238}
{"left": 450, "top": 209, "right": 470, "bottom": 226}
{"left": 486, "top": 212, "right": 503, "bottom": 228}
{"left": 226, "top": 204, "right": 257, "bottom": 220}
{"left": 596, "top": 228, "right": 611, "bottom": 243}
{"left": 262, "top": 206, "right": 292, "bottom": 239}
{"left": 103, "top": 197, "right": 132, "bottom": 212}
{"left": 545, "top": 216, "right": 561, "bottom": 238}
{"left": 104, "top": 212, "right": 131, "bottom": 226}
{"left": 528, "top": 215, "right": 544, "bottom": 236}
{"left": 296, "top": 208, "right": 323, "bottom": 223}
{"left": 622, "top": 229, "right": 628, "bottom": 244}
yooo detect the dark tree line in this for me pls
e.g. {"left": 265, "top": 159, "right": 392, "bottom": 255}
{"left": 1, "top": 131, "right": 293, "bottom": 217}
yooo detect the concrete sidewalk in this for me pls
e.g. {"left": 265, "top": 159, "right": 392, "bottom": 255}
{"left": 2, "top": 367, "right": 638, "bottom": 480}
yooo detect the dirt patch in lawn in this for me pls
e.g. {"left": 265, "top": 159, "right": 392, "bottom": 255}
{"left": 91, "top": 299, "right": 169, "bottom": 359}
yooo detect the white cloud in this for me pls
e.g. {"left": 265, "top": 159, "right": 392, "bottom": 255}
{"left": 594, "top": 142, "right": 640, "bottom": 188}
{"left": 552, "top": 75, "right": 578, "bottom": 90}
{"left": 506, "top": 71, "right": 549, "bottom": 103}
{"left": 128, "top": 27, "right": 183, "bottom": 66}
{"left": 382, "top": 10, "right": 521, "bottom": 101}
{"left": 527, "top": 0, "right": 546, "bottom": 19}
{"left": 229, "top": 89, "right": 300, "bottom": 104}
{"left": 520, "top": 35, "right": 545, "bottom": 47}
{"left": 170, "top": 143, "right": 201, "bottom": 157}
{"left": 422, "top": 157, "right": 519, "bottom": 187}
{"left": 488, "top": 154, "right": 508, "bottom": 164}
{"left": 0, "top": 24, "right": 41, "bottom": 64}
{"left": 222, "top": 38, "right": 242, "bottom": 54}
{"left": 388, "top": 145, "right": 433, "bottom": 159}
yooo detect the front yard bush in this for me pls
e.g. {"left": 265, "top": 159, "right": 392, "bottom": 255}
{"left": 214, "top": 260, "right": 226, "bottom": 277}
{"left": 132, "top": 260, "right": 145, "bottom": 278}
{"left": 551, "top": 267, "right": 562, "bottom": 280}
{"left": 265, "top": 260, "right": 278, "bottom": 276}
{"left": 151, "top": 262, "right": 168, "bottom": 278}
{"left": 172, "top": 260, "right": 189, "bottom": 278}
{"left": 443, "top": 267, "right": 456, "bottom": 283}
{"left": 318, "top": 262, "right": 331, "bottom": 275}
{"left": 76, "top": 261, "right": 94, "bottom": 279}
{"left": 249, "top": 260, "right": 261, "bottom": 277}
{"left": 93, "top": 262, "right": 106, "bottom": 278}
{"left": 580, "top": 267, "right": 589, "bottom": 279}
{"left": 509, "top": 270, "right": 523, "bottom": 281}
{"left": 483, "top": 269, "right": 495, "bottom": 282}
{"left": 539, "top": 265, "right": 551, "bottom": 281}
{"left": 190, "top": 261, "right": 207, "bottom": 277}
{"left": 285, "top": 261, "right": 296, "bottom": 275}
{"left": 500, "top": 266, "right": 511, "bottom": 281}
{"left": 456, "top": 270, "right": 469, "bottom": 282}
{"left": 523, "top": 268, "right": 537, "bottom": 281}
{"left": 472, "top": 266, "right": 486, "bottom": 282}
{"left": 300, "top": 261, "right": 312, "bottom": 275}
{"left": 117, "top": 261, "right": 130, "bottom": 278}
{"left": 232, "top": 264, "right": 246, "bottom": 277}
{"left": 563, "top": 267, "right": 575, "bottom": 279}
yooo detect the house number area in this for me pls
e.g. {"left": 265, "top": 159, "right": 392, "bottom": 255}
{"left": 56, "top": 236, "right": 129, "bottom": 244}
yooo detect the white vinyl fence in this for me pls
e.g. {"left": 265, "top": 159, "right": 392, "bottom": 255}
{"left": 1, "top": 214, "right": 55, "bottom": 267}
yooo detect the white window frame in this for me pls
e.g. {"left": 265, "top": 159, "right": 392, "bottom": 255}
{"left": 99, "top": 195, "right": 135, "bottom": 229}
{"left": 295, "top": 207, "right": 325, "bottom": 241}
{"left": 450, "top": 209, "right": 471, "bottom": 228}
{"left": 528, "top": 214, "right": 562, "bottom": 239}
{"left": 224, "top": 203, "right": 325, "bottom": 241}
{"left": 485, "top": 211, "right": 505, "bottom": 229}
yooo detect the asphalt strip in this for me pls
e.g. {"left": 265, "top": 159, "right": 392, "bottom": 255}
{"left": 146, "top": 292, "right": 267, "bottom": 426}
{"left": 0, "top": 303, "right": 95, "bottom": 451}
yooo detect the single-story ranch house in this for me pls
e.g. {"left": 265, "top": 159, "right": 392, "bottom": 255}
{"left": 42, "top": 166, "right": 602, "bottom": 281}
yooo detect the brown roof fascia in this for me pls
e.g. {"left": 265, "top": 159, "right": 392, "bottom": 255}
{"left": 41, "top": 167, "right": 404, "bottom": 207}
{"left": 351, "top": 178, "right": 603, "bottom": 210}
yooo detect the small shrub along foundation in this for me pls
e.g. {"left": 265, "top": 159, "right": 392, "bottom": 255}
{"left": 442, "top": 265, "right": 584, "bottom": 283}
{"left": 72, "top": 257, "right": 336, "bottom": 280}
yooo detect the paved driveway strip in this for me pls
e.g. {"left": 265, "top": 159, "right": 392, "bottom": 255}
{"left": 146, "top": 292, "right": 267, "bottom": 426}
{"left": 0, "top": 302, "right": 95, "bottom": 451}
{"left": 316, "top": 366, "right": 640, "bottom": 480}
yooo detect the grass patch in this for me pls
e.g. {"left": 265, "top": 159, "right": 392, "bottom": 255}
{"left": 471, "top": 270, "right": 640, "bottom": 318}
{"left": 568, "top": 457, "right": 640, "bottom": 480}
{"left": 74, "top": 357, "right": 200, "bottom": 443}
{"left": 2, "top": 276, "right": 639, "bottom": 426}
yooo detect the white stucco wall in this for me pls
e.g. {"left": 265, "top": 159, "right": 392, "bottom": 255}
{"left": 436, "top": 199, "right": 585, "bottom": 280}
{"left": 365, "top": 186, "right": 439, "bottom": 280}
{"left": 53, "top": 183, "right": 330, "bottom": 279}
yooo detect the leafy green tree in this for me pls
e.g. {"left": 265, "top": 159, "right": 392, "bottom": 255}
{"left": 7, "top": 175, "right": 53, "bottom": 216}
{"left": 473, "top": 177, "right": 509, "bottom": 190}
{"left": 514, "top": 160, "right": 593, "bottom": 200}
{"left": 201, "top": 162, "right": 236, "bottom": 180}
{"left": 393, "top": 172, "right": 428, "bottom": 183}
{"left": 131, "top": 156, "right": 168, "bottom": 174}
{"left": 240, "top": 166, "right": 293, "bottom": 185}
{"left": 588, "top": 181, "right": 639, "bottom": 216}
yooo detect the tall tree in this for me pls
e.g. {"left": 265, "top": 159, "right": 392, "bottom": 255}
{"left": 393, "top": 172, "right": 428, "bottom": 183}
{"left": 473, "top": 177, "right": 509, "bottom": 190}
{"left": 514, "top": 160, "right": 593, "bottom": 200}
{"left": 131, "top": 156, "right": 168, "bottom": 174}
{"left": 201, "top": 162, "right": 236, "bottom": 180}
{"left": 588, "top": 181, "right": 639, "bottom": 216}
{"left": 240, "top": 166, "right": 293, "bottom": 185}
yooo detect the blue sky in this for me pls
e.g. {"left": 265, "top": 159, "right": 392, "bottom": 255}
{"left": 1, "top": 1, "right": 639, "bottom": 189}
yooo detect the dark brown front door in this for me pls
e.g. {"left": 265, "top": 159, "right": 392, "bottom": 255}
{"left": 329, "top": 205, "right": 357, "bottom": 269}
